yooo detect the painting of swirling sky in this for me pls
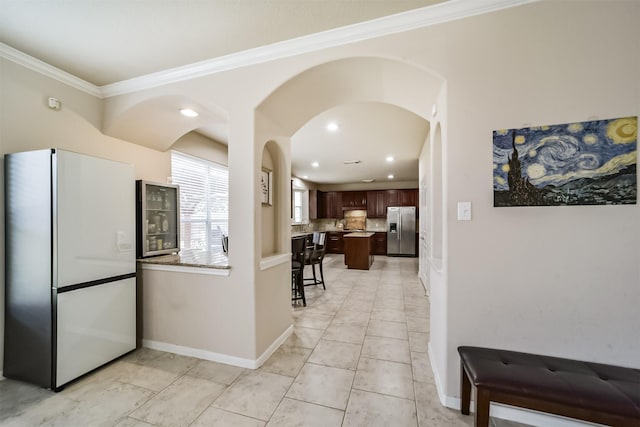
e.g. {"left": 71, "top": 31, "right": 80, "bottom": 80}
{"left": 493, "top": 116, "right": 637, "bottom": 207}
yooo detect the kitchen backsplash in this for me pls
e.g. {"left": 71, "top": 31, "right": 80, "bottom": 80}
{"left": 292, "top": 218, "right": 387, "bottom": 233}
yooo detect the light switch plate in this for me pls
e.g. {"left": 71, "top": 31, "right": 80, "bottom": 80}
{"left": 457, "top": 202, "right": 471, "bottom": 221}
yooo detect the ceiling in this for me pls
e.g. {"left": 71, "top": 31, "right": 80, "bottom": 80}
{"left": 292, "top": 103, "right": 428, "bottom": 184}
{"left": 0, "top": 0, "right": 446, "bottom": 185}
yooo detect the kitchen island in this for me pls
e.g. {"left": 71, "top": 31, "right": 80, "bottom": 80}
{"left": 343, "top": 232, "right": 375, "bottom": 270}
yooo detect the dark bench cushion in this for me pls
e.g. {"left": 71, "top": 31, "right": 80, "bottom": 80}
{"left": 458, "top": 346, "right": 640, "bottom": 420}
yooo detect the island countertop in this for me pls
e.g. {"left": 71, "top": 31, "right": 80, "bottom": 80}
{"left": 343, "top": 232, "right": 375, "bottom": 238}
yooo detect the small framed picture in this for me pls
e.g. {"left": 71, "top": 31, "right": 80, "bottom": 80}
{"left": 261, "top": 168, "right": 272, "bottom": 205}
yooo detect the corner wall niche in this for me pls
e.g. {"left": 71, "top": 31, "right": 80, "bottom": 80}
{"left": 261, "top": 141, "right": 283, "bottom": 257}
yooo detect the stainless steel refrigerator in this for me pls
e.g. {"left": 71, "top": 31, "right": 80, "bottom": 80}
{"left": 4, "top": 149, "right": 136, "bottom": 390}
{"left": 387, "top": 206, "right": 416, "bottom": 256}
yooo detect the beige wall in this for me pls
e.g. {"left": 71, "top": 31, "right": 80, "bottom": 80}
{"left": 423, "top": 0, "right": 640, "bottom": 401}
{"left": 2, "top": 5, "right": 638, "bottom": 421}
{"left": 140, "top": 268, "right": 255, "bottom": 359}
{"left": 171, "top": 131, "right": 228, "bottom": 166}
{"left": 261, "top": 146, "right": 276, "bottom": 256}
{"left": 0, "top": 59, "right": 174, "bottom": 374}
{"left": 255, "top": 109, "right": 294, "bottom": 358}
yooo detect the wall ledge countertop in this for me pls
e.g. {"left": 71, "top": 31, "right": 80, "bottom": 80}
{"left": 137, "top": 248, "right": 230, "bottom": 269}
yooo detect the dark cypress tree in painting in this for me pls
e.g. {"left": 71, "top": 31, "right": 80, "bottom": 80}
{"left": 506, "top": 133, "right": 541, "bottom": 206}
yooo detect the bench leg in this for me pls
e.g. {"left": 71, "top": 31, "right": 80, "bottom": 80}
{"left": 475, "top": 387, "right": 490, "bottom": 427}
{"left": 460, "top": 362, "right": 471, "bottom": 415}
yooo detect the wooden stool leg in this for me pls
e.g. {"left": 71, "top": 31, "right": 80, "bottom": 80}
{"left": 319, "top": 262, "right": 326, "bottom": 289}
{"left": 460, "top": 363, "right": 471, "bottom": 415}
{"left": 474, "top": 387, "right": 490, "bottom": 427}
{"left": 297, "top": 274, "right": 306, "bottom": 306}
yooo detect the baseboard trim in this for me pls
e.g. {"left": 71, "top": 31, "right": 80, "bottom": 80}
{"left": 141, "top": 325, "right": 293, "bottom": 370}
{"left": 428, "top": 343, "right": 595, "bottom": 427}
{"left": 428, "top": 342, "right": 449, "bottom": 407}
{"left": 142, "top": 339, "right": 256, "bottom": 368}
{"left": 254, "top": 324, "right": 294, "bottom": 368}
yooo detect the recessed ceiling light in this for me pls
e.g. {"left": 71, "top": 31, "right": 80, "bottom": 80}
{"left": 326, "top": 122, "right": 339, "bottom": 132}
{"left": 303, "top": 175, "right": 308, "bottom": 179}
{"left": 180, "top": 108, "right": 198, "bottom": 117}
{"left": 386, "top": 156, "right": 394, "bottom": 162}
{"left": 387, "top": 174, "right": 394, "bottom": 179}
{"left": 362, "top": 179, "right": 374, "bottom": 183}
{"left": 311, "top": 162, "right": 319, "bottom": 168}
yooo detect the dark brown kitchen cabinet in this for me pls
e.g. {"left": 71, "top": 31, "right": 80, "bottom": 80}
{"left": 400, "top": 189, "right": 418, "bottom": 207}
{"left": 309, "top": 189, "right": 318, "bottom": 220}
{"left": 327, "top": 231, "right": 344, "bottom": 253}
{"left": 386, "top": 189, "right": 418, "bottom": 208}
{"left": 317, "top": 191, "right": 342, "bottom": 218}
{"left": 317, "top": 191, "right": 325, "bottom": 217}
{"left": 372, "top": 232, "right": 387, "bottom": 255}
{"left": 327, "top": 191, "right": 342, "bottom": 218}
{"left": 316, "top": 188, "right": 417, "bottom": 219}
{"left": 386, "top": 189, "right": 399, "bottom": 207}
{"left": 366, "top": 191, "right": 387, "bottom": 218}
{"left": 341, "top": 191, "right": 367, "bottom": 209}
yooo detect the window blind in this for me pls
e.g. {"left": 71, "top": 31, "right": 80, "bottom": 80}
{"left": 293, "top": 190, "right": 303, "bottom": 223}
{"left": 171, "top": 151, "right": 228, "bottom": 253}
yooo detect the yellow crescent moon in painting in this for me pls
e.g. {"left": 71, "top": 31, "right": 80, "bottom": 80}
{"left": 607, "top": 117, "right": 637, "bottom": 144}
{"left": 617, "top": 123, "right": 635, "bottom": 138}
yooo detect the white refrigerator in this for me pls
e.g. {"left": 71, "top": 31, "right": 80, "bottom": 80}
{"left": 4, "top": 149, "right": 136, "bottom": 390}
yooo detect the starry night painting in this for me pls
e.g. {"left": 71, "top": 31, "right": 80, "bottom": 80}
{"left": 493, "top": 116, "right": 637, "bottom": 207}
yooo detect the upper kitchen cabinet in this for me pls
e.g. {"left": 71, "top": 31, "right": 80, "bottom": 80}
{"left": 315, "top": 189, "right": 417, "bottom": 219}
{"left": 309, "top": 189, "right": 318, "bottom": 220}
{"left": 387, "top": 189, "right": 418, "bottom": 207}
{"left": 318, "top": 191, "right": 342, "bottom": 218}
{"left": 341, "top": 191, "right": 367, "bottom": 210}
{"left": 366, "top": 190, "right": 387, "bottom": 218}
{"left": 400, "top": 189, "right": 418, "bottom": 207}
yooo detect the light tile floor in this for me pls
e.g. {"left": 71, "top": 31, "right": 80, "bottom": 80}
{"left": 0, "top": 255, "right": 532, "bottom": 427}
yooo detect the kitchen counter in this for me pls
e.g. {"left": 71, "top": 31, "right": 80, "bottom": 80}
{"left": 291, "top": 232, "right": 313, "bottom": 238}
{"left": 138, "top": 248, "right": 230, "bottom": 270}
{"left": 343, "top": 232, "right": 375, "bottom": 238}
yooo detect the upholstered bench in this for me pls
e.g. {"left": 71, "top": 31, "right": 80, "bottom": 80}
{"left": 458, "top": 346, "right": 640, "bottom": 427}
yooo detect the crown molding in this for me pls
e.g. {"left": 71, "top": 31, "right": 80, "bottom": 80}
{"left": 101, "top": 0, "right": 538, "bottom": 97}
{"left": 1, "top": 0, "right": 538, "bottom": 99}
{"left": 0, "top": 42, "right": 102, "bottom": 97}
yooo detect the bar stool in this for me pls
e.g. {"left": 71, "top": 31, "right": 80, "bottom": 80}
{"left": 304, "top": 232, "right": 327, "bottom": 290}
{"left": 291, "top": 235, "right": 308, "bottom": 306}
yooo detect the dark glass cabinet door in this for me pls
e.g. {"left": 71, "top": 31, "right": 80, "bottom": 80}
{"left": 136, "top": 180, "right": 180, "bottom": 257}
